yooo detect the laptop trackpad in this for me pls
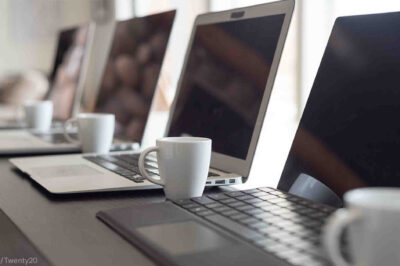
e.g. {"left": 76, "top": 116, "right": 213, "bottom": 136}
{"left": 31, "top": 165, "right": 102, "bottom": 178}
{"left": 136, "top": 221, "right": 233, "bottom": 256}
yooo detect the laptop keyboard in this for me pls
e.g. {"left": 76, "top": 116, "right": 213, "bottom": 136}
{"left": 84, "top": 154, "right": 220, "bottom": 184}
{"left": 173, "top": 187, "right": 339, "bottom": 266}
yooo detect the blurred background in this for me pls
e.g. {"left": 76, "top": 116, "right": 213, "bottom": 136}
{"left": 1, "top": 0, "right": 400, "bottom": 188}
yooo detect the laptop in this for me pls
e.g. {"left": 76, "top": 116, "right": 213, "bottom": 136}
{"left": 1, "top": 10, "right": 177, "bottom": 155}
{"left": 88, "top": 10, "right": 176, "bottom": 146}
{"left": 10, "top": 1, "right": 294, "bottom": 194}
{"left": 96, "top": 10, "right": 400, "bottom": 266}
{"left": 0, "top": 24, "right": 93, "bottom": 129}
{"left": 0, "top": 24, "right": 94, "bottom": 155}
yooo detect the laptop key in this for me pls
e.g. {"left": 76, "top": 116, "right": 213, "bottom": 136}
{"left": 174, "top": 199, "right": 193, "bottom": 205}
{"left": 235, "top": 205, "right": 254, "bottom": 211}
{"left": 253, "top": 212, "right": 275, "bottom": 220}
{"left": 249, "top": 222, "right": 268, "bottom": 230}
{"left": 239, "top": 217, "right": 259, "bottom": 225}
{"left": 252, "top": 201, "right": 273, "bottom": 208}
{"left": 245, "top": 198, "right": 264, "bottom": 204}
{"left": 242, "top": 189, "right": 261, "bottom": 194}
{"left": 253, "top": 238, "right": 281, "bottom": 247}
{"left": 181, "top": 203, "right": 201, "bottom": 209}
{"left": 225, "top": 191, "right": 246, "bottom": 197}
{"left": 213, "top": 206, "right": 233, "bottom": 212}
{"left": 205, "top": 214, "right": 264, "bottom": 241}
{"left": 243, "top": 208, "right": 264, "bottom": 216}
{"left": 205, "top": 203, "right": 224, "bottom": 209}
{"left": 226, "top": 201, "right": 246, "bottom": 208}
{"left": 208, "top": 194, "right": 230, "bottom": 200}
{"left": 236, "top": 195, "right": 255, "bottom": 201}
{"left": 191, "top": 197, "right": 215, "bottom": 205}
{"left": 230, "top": 213, "right": 251, "bottom": 221}
{"left": 218, "top": 198, "right": 238, "bottom": 204}
{"left": 188, "top": 207, "right": 208, "bottom": 213}
{"left": 258, "top": 226, "right": 281, "bottom": 235}
{"left": 196, "top": 210, "right": 215, "bottom": 217}
{"left": 221, "top": 209, "right": 241, "bottom": 217}
{"left": 259, "top": 187, "right": 275, "bottom": 192}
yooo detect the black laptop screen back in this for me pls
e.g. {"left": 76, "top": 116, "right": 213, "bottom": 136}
{"left": 167, "top": 14, "right": 285, "bottom": 160}
{"left": 278, "top": 12, "right": 400, "bottom": 200}
{"left": 94, "top": 11, "right": 175, "bottom": 142}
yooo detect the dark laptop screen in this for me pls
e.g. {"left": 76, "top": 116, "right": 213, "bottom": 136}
{"left": 94, "top": 11, "right": 176, "bottom": 142}
{"left": 48, "top": 25, "right": 90, "bottom": 120}
{"left": 167, "top": 14, "right": 285, "bottom": 160}
{"left": 278, "top": 12, "right": 400, "bottom": 201}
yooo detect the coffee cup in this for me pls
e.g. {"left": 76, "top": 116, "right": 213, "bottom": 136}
{"left": 64, "top": 113, "right": 115, "bottom": 153}
{"left": 138, "top": 137, "right": 212, "bottom": 200}
{"left": 323, "top": 187, "right": 400, "bottom": 266}
{"left": 23, "top": 100, "right": 53, "bottom": 131}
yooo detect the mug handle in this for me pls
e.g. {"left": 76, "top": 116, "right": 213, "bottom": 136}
{"left": 138, "top": 146, "right": 164, "bottom": 186}
{"left": 324, "top": 209, "right": 361, "bottom": 266}
{"left": 63, "top": 118, "right": 80, "bottom": 144}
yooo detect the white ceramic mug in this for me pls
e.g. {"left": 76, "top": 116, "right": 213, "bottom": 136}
{"left": 324, "top": 188, "right": 400, "bottom": 266}
{"left": 23, "top": 100, "right": 53, "bottom": 131}
{"left": 64, "top": 113, "right": 115, "bottom": 153}
{"left": 139, "top": 137, "right": 212, "bottom": 200}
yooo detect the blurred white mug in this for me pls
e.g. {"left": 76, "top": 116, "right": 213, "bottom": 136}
{"left": 324, "top": 187, "right": 400, "bottom": 266}
{"left": 139, "top": 137, "right": 212, "bottom": 200}
{"left": 23, "top": 100, "right": 53, "bottom": 131}
{"left": 64, "top": 113, "right": 115, "bottom": 153}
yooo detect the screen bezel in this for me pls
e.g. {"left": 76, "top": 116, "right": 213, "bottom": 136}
{"left": 164, "top": 0, "right": 295, "bottom": 178}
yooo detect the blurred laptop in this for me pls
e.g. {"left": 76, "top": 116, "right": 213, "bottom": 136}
{"left": 87, "top": 10, "right": 176, "bottom": 146}
{"left": 11, "top": 0, "right": 292, "bottom": 193}
{"left": 0, "top": 24, "right": 93, "bottom": 129}
{"left": 97, "top": 10, "right": 400, "bottom": 266}
{"left": 0, "top": 24, "right": 94, "bottom": 155}
{"left": 2, "top": 10, "right": 177, "bottom": 155}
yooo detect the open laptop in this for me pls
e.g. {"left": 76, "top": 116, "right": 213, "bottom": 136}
{"left": 96, "top": 9, "right": 400, "bottom": 266}
{"left": 0, "top": 24, "right": 93, "bottom": 129}
{"left": 0, "top": 24, "right": 94, "bottom": 155}
{"left": 88, "top": 10, "right": 176, "bottom": 145}
{"left": 1, "top": 11, "right": 177, "bottom": 155}
{"left": 11, "top": 1, "right": 294, "bottom": 194}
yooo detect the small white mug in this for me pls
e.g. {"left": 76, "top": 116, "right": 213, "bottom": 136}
{"left": 139, "top": 137, "right": 212, "bottom": 200}
{"left": 64, "top": 113, "right": 115, "bottom": 153}
{"left": 324, "top": 187, "right": 400, "bottom": 266}
{"left": 23, "top": 100, "right": 53, "bottom": 131}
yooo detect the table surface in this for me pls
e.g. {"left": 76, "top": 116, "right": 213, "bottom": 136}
{"left": 0, "top": 156, "right": 231, "bottom": 266}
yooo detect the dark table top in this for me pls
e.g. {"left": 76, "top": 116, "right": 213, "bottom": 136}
{"left": 0, "top": 156, "right": 229, "bottom": 266}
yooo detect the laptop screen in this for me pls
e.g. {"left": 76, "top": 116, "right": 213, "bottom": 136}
{"left": 167, "top": 14, "right": 285, "bottom": 160}
{"left": 278, "top": 12, "right": 400, "bottom": 202}
{"left": 48, "top": 25, "right": 90, "bottom": 120}
{"left": 94, "top": 10, "right": 176, "bottom": 142}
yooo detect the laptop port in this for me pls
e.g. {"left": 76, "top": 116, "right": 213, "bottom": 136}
{"left": 229, "top": 179, "right": 236, "bottom": 184}
{"left": 206, "top": 181, "right": 212, "bottom": 185}
{"left": 215, "top": 180, "right": 225, "bottom": 184}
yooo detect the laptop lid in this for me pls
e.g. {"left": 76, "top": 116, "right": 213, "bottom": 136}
{"left": 278, "top": 12, "right": 400, "bottom": 205}
{"left": 164, "top": 0, "right": 294, "bottom": 179}
{"left": 92, "top": 10, "right": 176, "bottom": 143}
{"left": 47, "top": 24, "right": 93, "bottom": 121}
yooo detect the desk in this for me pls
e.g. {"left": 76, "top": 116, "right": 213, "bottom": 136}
{"left": 0, "top": 157, "right": 227, "bottom": 266}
